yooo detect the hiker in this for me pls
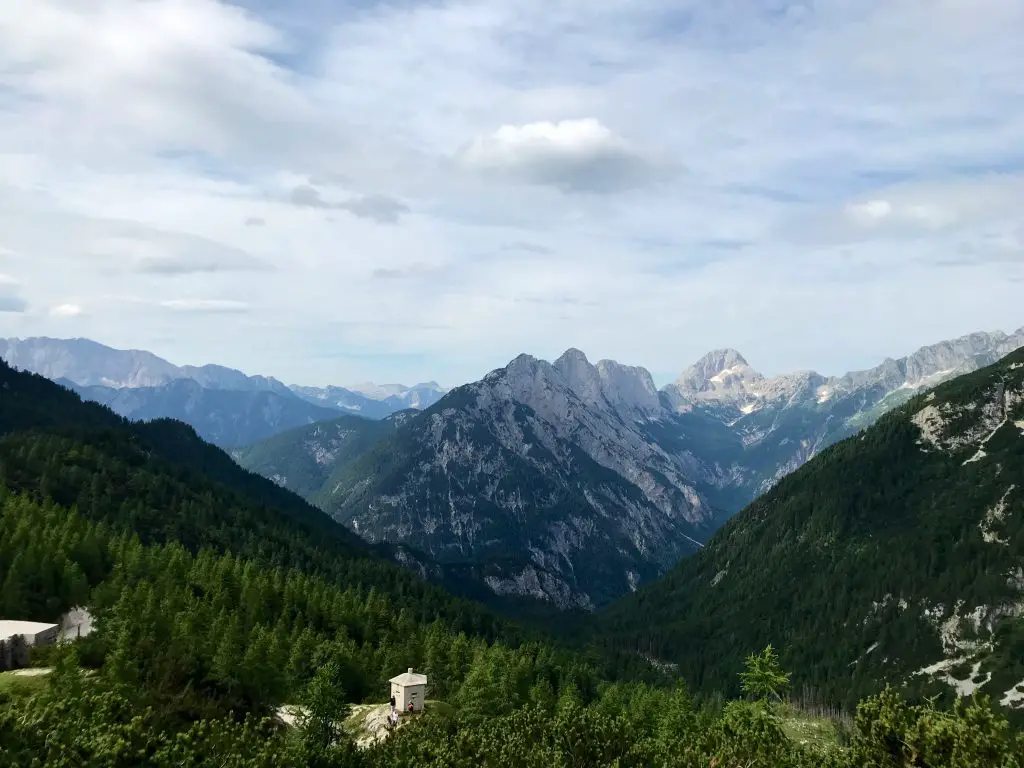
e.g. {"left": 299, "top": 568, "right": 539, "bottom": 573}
{"left": 408, "top": 701, "right": 414, "bottom": 713}
{"left": 390, "top": 694, "right": 396, "bottom": 711}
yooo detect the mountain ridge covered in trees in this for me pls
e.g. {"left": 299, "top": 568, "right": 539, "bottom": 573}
{"left": 594, "top": 346, "right": 1024, "bottom": 715}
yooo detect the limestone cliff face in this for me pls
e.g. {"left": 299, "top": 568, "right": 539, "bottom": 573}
{"left": 320, "top": 350, "right": 715, "bottom": 609}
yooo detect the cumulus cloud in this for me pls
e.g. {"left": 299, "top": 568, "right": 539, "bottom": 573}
{"left": 845, "top": 199, "right": 955, "bottom": 230}
{"left": 49, "top": 303, "right": 83, "bottom": 318}
{"left": 338, "top": 194, "right": 410, "bottom": 224}
{"left": 458, "top": 119, "right": 672, "bottom": 193}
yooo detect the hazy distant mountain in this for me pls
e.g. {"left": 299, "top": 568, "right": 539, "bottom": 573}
{"left": 287, "top": 383, "right": 446, "bottom": 419}
{"left": 345, "top": 381, "right": 447, "bottom": 409}
{"left": 56, "top": 378, "right": 343, "bottom": 448}
{"left": 0, "top": 337, "right": 449, "bottom": 446}
{"left": 0, "top": 336, "right": 290, "bottom": 393}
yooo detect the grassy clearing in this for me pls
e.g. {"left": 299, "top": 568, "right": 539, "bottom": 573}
{"left": 0, "top": 670, "right": 50, "bottom": 697}
{"left": 777, "top": 701, "right": 850, "bottom": 754}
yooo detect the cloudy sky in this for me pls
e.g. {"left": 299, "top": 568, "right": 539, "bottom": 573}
{"left": 0, "top": 0, "right": 1022, "bottom": 388}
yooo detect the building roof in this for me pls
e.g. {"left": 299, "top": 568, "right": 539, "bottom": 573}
{"left": 389, "top": 667, "right": 428, "bottom": 686}
{"left": 0, "top": 620, "right": 59, "bottom": 641}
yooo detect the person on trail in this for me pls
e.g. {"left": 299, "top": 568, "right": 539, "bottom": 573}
{"left": 390, "top": 694, "right": 396, "bottom": 711}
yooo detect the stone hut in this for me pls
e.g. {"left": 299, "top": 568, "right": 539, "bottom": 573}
{"left": 389, "top": 667, "right": 427, "bottom": 713}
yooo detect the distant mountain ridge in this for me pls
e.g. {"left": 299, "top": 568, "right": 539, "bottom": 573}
{"left": 289, "top": 382, "right": 445, "bottom": 419}
{"left": 663, "top": 327, "right": 1024, "bottom": 506}
{"left": 595, "top": 345, "right": 1024, "bottom": 714}
{"left": 7, "top": 329, "right": 1023, "bottom": 608}
{"left": 0, "top": 336, "right": 291, "bottom": 392}
{"left": 237, "top": 325, "right": 1024, "bottom": 609}
{"left": 56, "top": 377, "right": 343, "bottom": 449}
{"left": 0, "top": 337, "right": 447, "bottom": 446}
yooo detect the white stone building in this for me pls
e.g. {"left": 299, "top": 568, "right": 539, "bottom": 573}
{"left": 0, "top": 620, "right": 60, "bottom": 669}
{"left": 0, "top": 620, "right": 60, "bottom": 648}
{"left": 389, "top": 667, "right": 427, "bottom": 713}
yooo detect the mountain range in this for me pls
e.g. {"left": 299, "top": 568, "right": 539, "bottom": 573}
{"left": 596, "top": 345, "right": 1024, "bottom": 713}
{"left": 0, "top": 337, "right": 446, "bottom": 447}
{"left": 236, "top": 326, "right": 1024, "bottom": 609}
{"left": 3, "top": 324, "right": 1024, "bottom": 719}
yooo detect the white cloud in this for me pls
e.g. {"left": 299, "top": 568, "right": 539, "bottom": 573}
{"left": 457, "top": 118, "right": 671, "bottom": 193}
{"left": 846, "top": 199, "right": 893, "bottom": 224}
{"left": 49, "top": 303, "right": 83, "bottom": 318}
{"left": 288, "top": 184, "right": 410, "bottom": 223}
{"left": 0, "top": 0, "right": 1022, "bottom": 385}
{"left": 0, "top": 274, "right": 27, "bottom": 313}
{"left": 159, "top": 299, "right": 250, "bottom": 313}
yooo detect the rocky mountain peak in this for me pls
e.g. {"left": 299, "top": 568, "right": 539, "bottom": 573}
{"left": 675, "top": 348, "right": 755, "bottom": 386}
{"left": 666, "top": 348, "right": 763, "bottom": 406}
{"left": 553, "top": 348, "right": 604, "bottom": 405}
{"left": 594, "top": 360, "right": 661, "bottom": 414}
{"left": 550, "top": 348, "right": 661, "bottom": 415}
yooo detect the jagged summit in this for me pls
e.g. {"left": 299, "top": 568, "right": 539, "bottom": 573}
{"left": 674, "top": 348, "right": 756, "bottom": 385}
{"left": 554, "top": 347, "right": 590, "bottom": 366}
{"left": 665, "top": 348, "right": 763, "bottom": 407}
{"left": 494, "top": 348, "right": 661, "bottom": 416}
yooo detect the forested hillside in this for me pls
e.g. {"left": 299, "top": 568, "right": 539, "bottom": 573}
{"left": 596, "top": 348, "right": 1024, "bottom": 714}
{"left": 1, "top": 358, "right": 1022, "bottom": 765}
{"left": 231, "top": 413, "right": 399, "bottom": 498}
{"left": 0, "top": 359, "right": 519, "bottom": 638}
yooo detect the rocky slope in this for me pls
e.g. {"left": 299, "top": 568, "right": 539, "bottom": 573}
{"left": 596, "top": 346, "right": 1024, "bottom": 712}
{"left": 305, "top": 350, "right": 717, "bottom": 609}
{"left": 230, "top": 412, "right": 404, "bottom": 496}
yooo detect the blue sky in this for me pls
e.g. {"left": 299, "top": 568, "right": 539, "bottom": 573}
{"left": 0, "top": 0, "right": 1022, "bottom": 387}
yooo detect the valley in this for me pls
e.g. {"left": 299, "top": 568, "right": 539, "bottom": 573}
{"left": 5, "top": 328, "right": 1022, "bottom": 612}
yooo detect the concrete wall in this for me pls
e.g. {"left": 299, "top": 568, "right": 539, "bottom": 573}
{"left": 28, "top": 625, "right": 59, "bottom": 647}
{"left": 391, "top": 682, "right": 427, "bottom": 712}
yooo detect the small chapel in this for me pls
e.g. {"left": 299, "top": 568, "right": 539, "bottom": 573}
{"left": 389, "top": 667, "right": 428, "bottom": 713}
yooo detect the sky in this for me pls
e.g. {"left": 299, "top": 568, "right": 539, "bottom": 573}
{"left": 0, "top": 0, "right": 1022, "bottom": 388}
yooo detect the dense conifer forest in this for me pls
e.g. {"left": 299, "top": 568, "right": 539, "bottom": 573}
{"left": 1, "top": 357, "right": 1022, "bottom": 765}
{"left": 595, "top": 348, "right": 1024, "bottom": 713}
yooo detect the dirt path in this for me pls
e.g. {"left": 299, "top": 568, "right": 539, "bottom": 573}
{"left": 346, "top": 703, "right": 404, "bottom": 748}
